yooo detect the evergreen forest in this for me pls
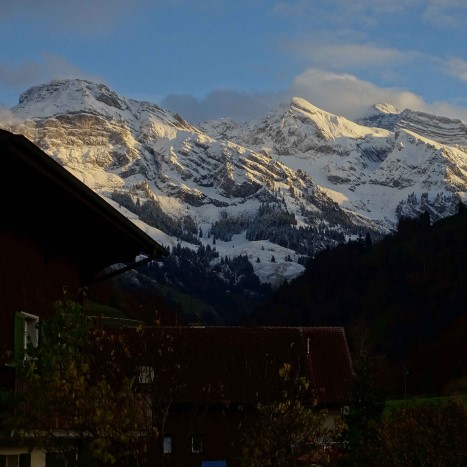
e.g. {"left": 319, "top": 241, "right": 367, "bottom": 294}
{"left": 251, "top": 206, "right": 467, "bottom": 398}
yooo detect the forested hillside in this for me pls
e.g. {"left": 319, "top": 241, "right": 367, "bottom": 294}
{"left": 251, "top": 205, "right": 467, "bottom": 397}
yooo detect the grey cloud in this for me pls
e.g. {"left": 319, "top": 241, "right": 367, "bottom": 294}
{"left": 159, "top": 66, "right": 467, "bottom": 124}
{"left": 0, "top": 54, "right": 102, "bottom": 94}
{"left": 444, "top": 57, "right": 467, "bottom": 82}
{"left": 160, "top": 90, "right": 287, "bottom": 124}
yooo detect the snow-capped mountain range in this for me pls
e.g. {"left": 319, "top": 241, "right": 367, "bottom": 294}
{"left": 2, "top": 79, "right": 466, "bottom": 286}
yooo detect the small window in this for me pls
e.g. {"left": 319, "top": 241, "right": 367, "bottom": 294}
{"left": 19, "top": 454, "right": 31, "bottom": 467}
{"left": 137, "top": 366, "right": 154, "bottom": 384}
{"left": 163, "top": 435, "right": 173, "bottom": 454}
{"left": 191, "top": 433, "right": 203, "bottom": 454}
{"left": 14, "top": 312, "right": 39, "bottom": 358}
{"left": 45, "top": 449, "right": 77, "bottom": 466}
{"left": 0, "top": 454, "right": 31, "bottom": 467}
{"left": 24, "top": 313, "right": 39, "bottom": 349}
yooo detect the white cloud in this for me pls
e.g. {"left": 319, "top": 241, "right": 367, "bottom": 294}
{"left": 444, "top": 57, "right": 467, "bottom": 82}
{"left": 289, "top": 67, "right": 467, "bottom": 122}
{"left": 284, "top": 42, "right": 411, "bottom": 70}
{"left": 0, "top": 105, "right": 21, "bottom": 124}
{"left": 423, "top": 0, "right": 467, "bottom": 28}
{"left": 159, "top": 66, "right": 467, "bottom": 124}
{"left": 289, "top": 68, "right": 426, "bottom": 118}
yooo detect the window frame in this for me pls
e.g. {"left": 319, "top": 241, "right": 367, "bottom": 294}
{"left": 191, "top": 432, "right": 204, "bottom": 454}
{"left": 137, "top": 365, "right": 155, "bottom": 385}
{"left": 22, "top": 312, "right": 40, "bottom": 349}
{"left": 14, "top": 311, "right": 40, "bottom": 359}
{"left": 0, "top": 453, "right": 31, "bottom": 467}
{"left": 162, "top": 434, "right": 173, "bottom": 455}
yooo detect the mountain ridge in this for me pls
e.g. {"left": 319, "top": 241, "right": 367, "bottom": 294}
{"left": 2, "top": 79, "right": 466, "bottom": 293}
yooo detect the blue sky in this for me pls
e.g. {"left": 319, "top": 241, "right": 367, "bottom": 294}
{"left": 1, "top": 0, "right": 467, "bottom": 123}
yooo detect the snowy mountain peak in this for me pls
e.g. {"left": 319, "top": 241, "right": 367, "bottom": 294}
{"left": 289, "top": 96, "right": 324, "bottom": 115}
{"left": 2, "top": 79, "right": 467, "bottom": 289}
{"left": 371, "top": 103, "right": 401, "bottom": 116}
{"left": 357, "top": 103, "right": 403, "bottom": 131}
{"left": 13, "top": 79, "right": 196, "bottom": 134}
{"left": 15, "top": 79, "right": 130, "bottom": 118}
{"left": 286, "top": 96, "right": 389, "bottom": 139}
{"left": 202, "top": 96, "right": 465, "bottom": 228}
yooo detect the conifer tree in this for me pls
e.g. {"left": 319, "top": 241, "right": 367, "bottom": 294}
{"left": 341, "top": 350, "right": 385, "bottom": 465}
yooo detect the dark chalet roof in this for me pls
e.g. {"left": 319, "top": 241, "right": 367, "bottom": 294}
{"left": 125, "top": 326, "right": 353, "bottom": 407}
{"left": 0, "top": 129, "right": 167, "bottom": 284}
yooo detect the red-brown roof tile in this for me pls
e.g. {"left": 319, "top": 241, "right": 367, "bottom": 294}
{"left": 119, "top": 326, "right": 353, "bottom": 406}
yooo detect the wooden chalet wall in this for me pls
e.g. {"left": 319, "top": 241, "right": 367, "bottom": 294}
{"left": 0, "top": 128, "right": 166, "bottom": 420}
{"left": 121, "top": 326, "right": 354, "bottom": 467}
{"left": 0, "top": 230, "right": 81, "bottom": 389}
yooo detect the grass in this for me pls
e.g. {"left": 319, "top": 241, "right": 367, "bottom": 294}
{"left": 385, "top": 393, "right": 467, "bottom": 415}
{"left": 83, "top": 301, "right": 142, "bottom": 327}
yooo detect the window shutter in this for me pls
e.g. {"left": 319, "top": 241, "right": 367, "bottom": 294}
{"left": 191, "top": 433, "right": 203, "bottom": 453}
{"left": 14, "top": 312, "right": 25, "bottom": 359}
{"left": 38, "top": 319, "right": 46, "bottom": 348}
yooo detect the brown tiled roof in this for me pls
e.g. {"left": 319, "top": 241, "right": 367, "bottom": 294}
{"left": 303, "top": 327, "right": 354, "bottom": 405}
{"left": 122, "top": 326, "right": 353, "bottom": 406}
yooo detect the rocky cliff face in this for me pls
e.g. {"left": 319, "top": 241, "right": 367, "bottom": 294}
{"left": 202, "top": 96, "right": 467, "bottom": 227}
{"left": 3, "top": 79, "right": 467, "bottom": 285}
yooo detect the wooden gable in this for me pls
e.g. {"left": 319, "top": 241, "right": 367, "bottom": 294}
{"left": 0, "top": 128, "right": 167, "bottom": 361}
